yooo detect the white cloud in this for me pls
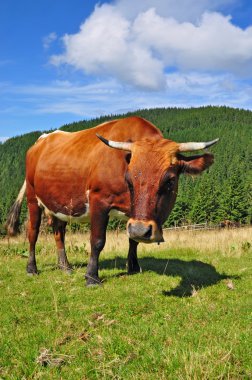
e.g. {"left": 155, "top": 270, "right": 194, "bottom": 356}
{"left": 114, "top": 0, "right": 236, "bottom": 22}
{"left": 1, "top": 74, "right": 252, "bottom": 121}
{"left": 43, "top": 32, "right": 57, "bottom": 49}
{"left": 50, "top": 2, "right": 252, "bottom": 90}
{"left": 133, "top": 10, "right": 252, "bottom": 74}
{"left": 51, "top": 5, "right": 164, "bottom": 90}
{"left": 0, "top": 137, "right": 9, "bottom": 143}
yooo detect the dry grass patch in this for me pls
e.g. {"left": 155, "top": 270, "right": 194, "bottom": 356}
{"left": 1, "top": 226, "right": 251, "bottom": 259}
{"left": 66, "top": 226, "right": 252, "bottom": 257}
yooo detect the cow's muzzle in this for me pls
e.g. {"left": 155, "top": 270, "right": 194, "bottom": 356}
{"left": 127, "top": 219, "right": 164, "bottom": 243}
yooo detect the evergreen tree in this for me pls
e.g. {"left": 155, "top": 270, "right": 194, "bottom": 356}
{"left": 218, "top": 166, "right": 249, "bottom": 223}
{"left": 189, "top": 175, "right": 220, "bottom": 224}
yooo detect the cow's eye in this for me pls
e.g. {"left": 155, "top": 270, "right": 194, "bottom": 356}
{"left": 125, "top": 153, "right": 131, "bottom": 164}
{"left": 167, "top": 178, "right": 175, "bottom": 191}
{"left": 158, "top": 177, "right": 175, "bottom": 195}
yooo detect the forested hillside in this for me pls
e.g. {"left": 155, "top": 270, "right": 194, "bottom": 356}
{"left": 0, "top": 106, "right": 251, "bottom": 234}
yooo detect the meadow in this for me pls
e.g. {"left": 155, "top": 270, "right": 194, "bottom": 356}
{"left": 0, "top": 227, "right": 251, "bottom": 379}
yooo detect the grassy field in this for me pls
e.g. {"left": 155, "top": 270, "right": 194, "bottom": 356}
{"left": 0, "top": 228, "right": 251, "bottom": 379}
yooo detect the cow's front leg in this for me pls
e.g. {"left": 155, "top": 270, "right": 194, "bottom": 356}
{"left": 127, "top": 238, "right": 141, "bottom": 274}
{"left": 86, "top": 204, "right": 109, "bottom": 286}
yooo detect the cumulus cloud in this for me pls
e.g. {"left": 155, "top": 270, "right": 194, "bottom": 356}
{"left": 50, "top": 2, "right": 252, "bottom": 90}
{"left": 133, "top": 10, "right": 252, "bottom": 74}
{"left": 51, "top": 5, "right": 164, "bottom": 90}
{"left": 114, "top": 0, "right": 236, "bottom": 22}
{"left": 43, "top": 32, "right": 57, "bottom": 49}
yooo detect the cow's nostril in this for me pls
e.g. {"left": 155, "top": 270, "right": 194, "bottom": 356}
{"left": 143, "top": 225, "right": 152, "bottom": 239}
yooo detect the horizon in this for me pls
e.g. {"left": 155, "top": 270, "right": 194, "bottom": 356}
{"left": 1, "top": 0, "right": 252, "bottom": 140}
{"left": 1, "top": 104, "right": 251, "bottom": 143}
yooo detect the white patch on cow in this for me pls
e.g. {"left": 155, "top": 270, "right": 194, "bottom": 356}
{"left": 96, "top": 120, "right": 118, "bottom": 127}
{"left": 36, "top": 196, "right": 90, "bottom": 223}
{"left": 38, "top": 133, "right": 48, "bottom": 140}
{"left": 54, "top": 212, "right": 90, "bottom": 223}
{"left": 36, "top": 194, "right": 127, "bottom": 223}
{"left": 37, "top": 130, "right": 69, "bottom": 142}
{"left": 52, "top": 130, "right": 68, "bottom": 135}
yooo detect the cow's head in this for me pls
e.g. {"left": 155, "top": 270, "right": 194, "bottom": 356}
{"left": 97, "top": 134, "right": 218, "bottom": 243}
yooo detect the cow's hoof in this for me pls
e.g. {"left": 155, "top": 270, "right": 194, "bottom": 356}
{"left": 27, "top": 271, "right": 39, "bottom": 276}
{"left": 128, "top": 266, "right": 142, "bottom": 275}
{"left": 85, "top": 274, "right": 102, "bottom": 287}
{"left": 27, "top": 265, "right": 39, "bottom": 275}
{"left": 86, "top": 282, "right": 101, "bottom": 288}
{"left": 58, "top": 263, "right": 72, "bottom": 274}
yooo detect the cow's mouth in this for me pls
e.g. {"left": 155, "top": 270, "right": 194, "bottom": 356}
{"left": 127, "top": 219, "right": 164, "bottom": 243}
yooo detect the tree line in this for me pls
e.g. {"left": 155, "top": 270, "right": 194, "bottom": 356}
{"left": 0, "top": 106, "right": 251, "bottom": 234}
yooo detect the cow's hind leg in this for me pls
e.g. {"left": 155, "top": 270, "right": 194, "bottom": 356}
{"left": 52, "top": 217, "right": 71, "bottom": 273}
{"left": 85, "top": 205, "right": 109, "bottom": 286}
{"left": 27, "top": 196, "right": 42, "bottom": 275}
{"left": 127, "top": 239, "right": 141, "bottom": 274}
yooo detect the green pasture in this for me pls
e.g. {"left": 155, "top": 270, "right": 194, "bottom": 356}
{"left": 0, "top": 239, "right": 251, "bottom": 379}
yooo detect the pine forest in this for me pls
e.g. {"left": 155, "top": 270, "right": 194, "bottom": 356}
{"left": 0, "top": 106, "right": 251, "bottom": 234}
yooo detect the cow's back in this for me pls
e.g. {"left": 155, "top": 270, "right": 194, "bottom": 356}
{"left": 27, "top": 116, "right": 162, "bottom": 182}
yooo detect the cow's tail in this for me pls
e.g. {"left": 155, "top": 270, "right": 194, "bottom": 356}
{"left": 6, "top": 179, "right": 27, "bottom": 236}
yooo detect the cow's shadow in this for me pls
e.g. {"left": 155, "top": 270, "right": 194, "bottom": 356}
{"left": 44, "top": 254, "right": 236, "bottom": 298}
{"left": 98, "top": 256, "right": 235, "bottom": 297}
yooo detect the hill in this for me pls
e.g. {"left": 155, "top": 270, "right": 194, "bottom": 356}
{"left": 0, "top": 106, "right": 251, "bottom": 233}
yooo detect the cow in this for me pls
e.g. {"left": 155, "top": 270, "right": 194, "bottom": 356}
{"left": 219, "top": 220, "right": 240, "bottom": 228}
{"left": 6, "top": 117, "right": 218, "bottom": 286}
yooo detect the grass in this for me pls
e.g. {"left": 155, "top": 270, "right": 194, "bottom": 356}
{"left": 0, "top": 228, "right": 251, "bottom": 379}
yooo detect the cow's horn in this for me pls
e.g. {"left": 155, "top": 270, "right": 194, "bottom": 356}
{"left": 179, "top": 138, "right": 219, "bottom": 152}
{"left": 96, "top": 134, "right": 132, "bottom": 152}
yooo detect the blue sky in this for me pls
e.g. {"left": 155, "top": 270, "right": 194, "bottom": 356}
{"left": 1, "top": 0, "right": 252, "bottom": 141}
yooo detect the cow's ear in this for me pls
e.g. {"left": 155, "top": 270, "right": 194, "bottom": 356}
{"left": 178, "top": 153, "right": 214, "bottom": 175}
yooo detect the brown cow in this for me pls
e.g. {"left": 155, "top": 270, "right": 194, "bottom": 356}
{"left": 219, "top": 220, "right": 240, "bottom": 228}
{"left": 6, "top": 117, "right": 218, "bottom": 286}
